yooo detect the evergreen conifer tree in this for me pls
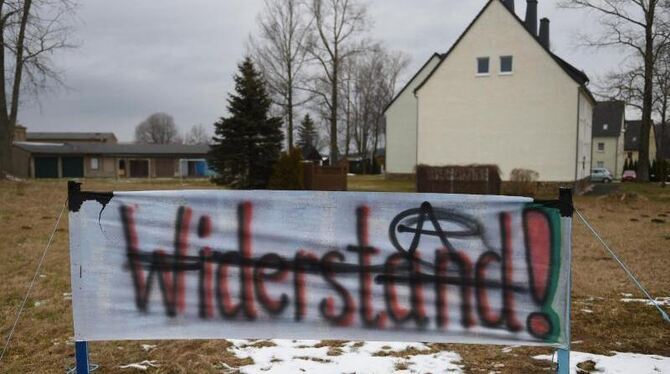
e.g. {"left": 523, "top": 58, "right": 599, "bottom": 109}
{"left": 209, "top": 57, "right": 283, "bottom": 189}
{"left": 297, "top": 114, "right": 318, "bottom": 152}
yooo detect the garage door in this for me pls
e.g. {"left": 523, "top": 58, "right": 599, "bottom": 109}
{"left": 129, "top": 160, "right": 149, "bottom": 178}
{"left": 34, "top": 157, "right": 59, "bottom": 178}
{"left": 61, "top": 157, "right": 84, "bottom": 178}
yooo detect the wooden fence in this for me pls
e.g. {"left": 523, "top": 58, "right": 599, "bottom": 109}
{"left": 416, "top": 165, "right": 501, "bottom": 195}
{"left": 302, "top": 161, "right": 348, "bottom": 191}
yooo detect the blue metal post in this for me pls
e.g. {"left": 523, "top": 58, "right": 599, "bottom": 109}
{"left": 557, "top": 348, "right": 570, "bottom": 374}
{"left": 557, "top": 188, "right": 572, "bottom": 374}
{"left": 75, "top": 341, "right": 89, "bottom": 374}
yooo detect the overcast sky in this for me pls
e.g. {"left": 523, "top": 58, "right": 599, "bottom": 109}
{"left": 18, "top": 0, "right": 625, "bottom": 142}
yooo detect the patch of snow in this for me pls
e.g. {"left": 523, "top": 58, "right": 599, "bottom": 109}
{"left": 501, "top": 345, "right": 521, "bottom": 354}
{"left": 228, "top": 339, "right": 463, "bottom": 374}
{"left": 141, "top": 344, "right": 157, "bottom": 352}
{"left": 534, "top": 351, "right": 670, "bottom": 374}
{"left": 580, "top": 309, "right": 593, "bottom": 314}
{"left": 119, "top": 360, "right": 160, "bottom": 370}
{"left": 620, "top": 297, "right": 670, "bottom": 306}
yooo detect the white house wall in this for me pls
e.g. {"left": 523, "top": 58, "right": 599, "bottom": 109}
{"left": 385, "top": 55, "right": 441, "bottom": 175}
{"left": 576, "top": 90, "right": 594, "bottom": 181}
{"left": 416, "top": 0, "right": 591, "bottom": 182}
{"left": 592, "top": 136, "right": 623, "bottom": 178}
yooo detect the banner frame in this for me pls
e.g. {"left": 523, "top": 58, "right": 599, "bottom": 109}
{"left": 66, "top": 181, "right": 573, "bottom": 374}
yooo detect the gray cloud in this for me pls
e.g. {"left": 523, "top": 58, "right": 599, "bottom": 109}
{"left": 18, "top": 0, "right": 626, "bottom": 141}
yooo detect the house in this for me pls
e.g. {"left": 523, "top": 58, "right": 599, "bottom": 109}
{"left": 655, "top": 123, "right": 670, "bottom": 160}
{"left": 624, "top": 120, "right": 657, "bottom": 165}
{"left": 12, "top": 142, "right": 211, "bottom": 179}
{"left": 10, "top": 128, "right": 211, "bottom": 179}
{"left": 386, "top": 0, "right": 595, "bottom": 182}
{"left": 385, "top": 53, "right": 443, "bottom": 177}
{"left": 591, "top": 101, "right": 626, "bottom": 178}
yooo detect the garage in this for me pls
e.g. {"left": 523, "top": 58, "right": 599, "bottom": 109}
{"left": 129, "top": 159, "right": 149, "bottom": 178}
{"left": 34, "top": 157, "right": 59, "bottom": 178}
{"left": 61, "top": 157, "right": 84, "bottom": 178}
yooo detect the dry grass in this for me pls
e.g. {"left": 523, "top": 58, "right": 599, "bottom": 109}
{"left": 0, "top": 178, "right": 669, "bottom": 373}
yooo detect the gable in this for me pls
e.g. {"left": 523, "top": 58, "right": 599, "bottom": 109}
{"left": 384, "top": 53, "right": 443, "bottom": 113}
{"left": 593, "top": 101, "right": 625, "bottom": 137}
{"left": 414, "top": 0, "right": 590, "bottom": 96}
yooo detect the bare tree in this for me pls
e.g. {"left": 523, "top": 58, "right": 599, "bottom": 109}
{"left": 184, "top": 124, "right": 211, "bottom": 145}
{"left": 0, "top": 0, "right": 76, "bottom": 176}
{"left": 601, "top": 65, "right": 646, "bottom": 111}
{"left": 349, "top": 45, "right": 408, "bottom": 173}
{"left": 561, "top": 0, "right": 670, "bottom": 181}
{"left": 135, "top": 113, "right": 181, "bottom": 144}
{"left": 307, "top": 0, "right": 367, "bottom": 163}
{"left": 249, "top": 0, "right": 311, "bottom": 150}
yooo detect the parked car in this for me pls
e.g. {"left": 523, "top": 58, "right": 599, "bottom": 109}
{"left": 622, "top": 170, "right": 637, "bottom": 182}
{"left": 591, "top": 168, "right": 613, "bottom": 183}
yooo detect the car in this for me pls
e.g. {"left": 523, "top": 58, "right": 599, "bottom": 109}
{"left": 622, "top": 170, "right": 637, "bottom": 182}
{"left": 591, "top": 168, "right": 613, "bottom": 183}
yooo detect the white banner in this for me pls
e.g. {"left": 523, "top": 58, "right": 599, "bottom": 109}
{"left": 68, "top": 189, "right": 571, "bottom": 348}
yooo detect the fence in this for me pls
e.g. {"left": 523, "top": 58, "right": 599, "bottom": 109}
{"left": 302, "top": 161, "right": 347, "bottom": 191}
{"left": 416, "top": 165, "right": 501, "bottom": 195}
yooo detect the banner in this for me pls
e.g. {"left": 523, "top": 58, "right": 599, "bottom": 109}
{"left": 68, "top": 187, "right": 572, "bottom": 348}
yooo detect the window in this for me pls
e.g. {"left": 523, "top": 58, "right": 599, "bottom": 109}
{"left": 597, "top": 143, "right": 605, "bottom": 152}
{"left": 477, "top": 57, "right": 490, "bottom": 75}
{"left": 597, "top": 161, "right": 605, "bottom": 168}
{"left": 500, "top": 56, "right": 513, "bottom": 74}
{"left": 90, "top": 157, "right": 99, "bottom": 170}
{"left": 603, "top": 124, "right": 609, "bottom": 130}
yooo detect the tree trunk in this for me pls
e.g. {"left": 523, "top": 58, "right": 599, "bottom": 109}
{"left": 0, "top": 119, "right": 11, "bottom": 177}
{"left": 288, "top": 87, "right": 294, "bottom": 150}
{"left": 638, "top": 9, "right": 655, "bottom": 182}
{"left": 345, "top": 79, "right": 351, "bottom": 158}
{"left": 330, "top": 59, "right": 339, "bottom": 164}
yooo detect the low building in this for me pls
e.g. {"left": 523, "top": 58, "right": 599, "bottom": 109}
{"left": 12, "top": 142, "right": 211, "bottom": 179}
{"left": 624, "top": 120, "right": 657, "bottom": 165}
{"left": 591, "top": 101, "right": 625, "bottom": 178}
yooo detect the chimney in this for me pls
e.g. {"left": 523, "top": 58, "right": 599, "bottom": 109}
{"left": 502, "top": 0, "right": 515, "bottom": 13}
{"left": 539, "top": 18, "right": 550, "bottom": 49}
{"left": 525, "top": 0, "right": 538, "bottom": 36}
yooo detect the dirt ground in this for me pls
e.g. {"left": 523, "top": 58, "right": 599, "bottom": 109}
{"left": 0, "top": 178, "right": 668, "bottom": 373}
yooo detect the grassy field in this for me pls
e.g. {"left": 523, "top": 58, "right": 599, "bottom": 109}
{"left": 0, "top": 177, "right": 668, "bottom": 373}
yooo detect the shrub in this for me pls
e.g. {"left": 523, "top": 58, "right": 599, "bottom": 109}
{"left": 507, "top": 168, "right": 539, "bottom": 196}
{"left": 268, "top": 148, "right": 304, "bottom": 190}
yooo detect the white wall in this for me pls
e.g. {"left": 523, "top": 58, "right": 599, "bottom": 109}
{"left": 592, "top": 136, "right": 623, "bottom": 178}
{"left": 576, "top": 91, "right": 594, "bottom": 181}
{"left": 385, "top": 55, "right": 441, "bottom": 174}
{"left": 416, "top": 0, "right": 592, "bottom": 182}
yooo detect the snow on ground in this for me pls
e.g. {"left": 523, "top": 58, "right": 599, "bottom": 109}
{"left": 224, "top": 340, "right": 463, "bottom": 373}
{"left": 534, "top": 351, "right": 670, "bottom": 374}
{"left": 620, "top": 296, "right": 670, "bottom": 306}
